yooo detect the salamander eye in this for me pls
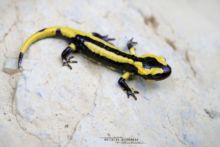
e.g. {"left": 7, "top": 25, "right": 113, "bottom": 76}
{"left": 147, "top": 60, "right": 156, "bottom": 66}
{"left": 143, "top": 60, "right": 162, "bottom": 68}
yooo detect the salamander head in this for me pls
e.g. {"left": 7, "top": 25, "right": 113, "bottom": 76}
{"left": 136, "top": 54, "right": 171, "bottom": 80}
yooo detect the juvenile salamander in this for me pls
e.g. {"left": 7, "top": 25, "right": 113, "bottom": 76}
{"left": 18, "top": 26, "right": 171, "bottom": 100}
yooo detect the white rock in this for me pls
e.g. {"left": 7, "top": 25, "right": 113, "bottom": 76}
{"left": 3, "top": 58, "right": 20, "bottom": 75}
{"left": 0, "top": 0, "right": 220, "bottom": 147}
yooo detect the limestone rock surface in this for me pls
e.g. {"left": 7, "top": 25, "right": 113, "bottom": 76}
{"left": 0, "top": 0, "right": 220, "bottom": 146}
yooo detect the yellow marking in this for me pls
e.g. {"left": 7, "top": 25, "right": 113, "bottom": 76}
{"left": 150, "top": 68, "right": 163, "bottom": 75}
{"left": 69, "top": 43, "right": 76, "bottom": 50}
{"left": 122, "top": 72, "right": 131, "bottom": 80}
{"left": 141, "top": 53, "right": 167, "bottom": 66}
{"left": 84, "top": 42, "right": 134, "bottom": 64}
{"left": 129, "top": 47, "right": 136, "bottom": 55}
{"left": 134, "top": 61, "right": 163, "bottom": 75}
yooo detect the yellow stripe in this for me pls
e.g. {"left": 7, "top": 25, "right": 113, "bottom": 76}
{"left": 84, "top": 41, "right": 134, "bottom": 64}
{"left": 134, "top": 61, "right": 163, "bottom": 75}
{"left": 141, "top": 53, "right": 167, "bottom": 66}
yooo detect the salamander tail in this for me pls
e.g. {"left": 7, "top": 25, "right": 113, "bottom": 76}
{"left": 17, "top": 26, "right": 81, "bottom": 69}
{"left": 18, "top": 52, "right": 24, "bottom": 69}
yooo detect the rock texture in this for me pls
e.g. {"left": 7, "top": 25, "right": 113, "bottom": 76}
{"left": 1, "top": 0, "right": 220, "bottom": 146}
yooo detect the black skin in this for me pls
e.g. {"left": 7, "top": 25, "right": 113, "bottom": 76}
{"left": 118, "top": 77, "right": 139, "bottom": 100}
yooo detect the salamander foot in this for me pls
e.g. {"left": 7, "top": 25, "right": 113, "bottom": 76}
{"left": 61, "top": 47, "right": 77, "bottom": 70}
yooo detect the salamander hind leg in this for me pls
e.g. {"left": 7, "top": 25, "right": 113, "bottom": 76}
{"left": 61, "top": 43, "right": 78, "bottom": 70}
{"left": 118, "top": 72, "right": 139, "bottom": 100}
{"left": 92, "top": 32, "right": 115, "bottom": 44}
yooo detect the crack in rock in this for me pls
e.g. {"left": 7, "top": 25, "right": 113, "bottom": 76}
{"left": 204, "top": 109, "right": 220, "bottom": 119}
{"left": 165, "top": 38, "right": 177, "bottom": 51}
{"left": 164, "top": 114, "right": 187, "bottom": 146}
{"left": 135, "top": 9, "right": 159, "bottom": 34}
{"left": 1, "top": 1, "right": 21, "bottom": 67}
{"left": 144, "top": 15, "right": 159, "bottom": 30}
{"left": 12, "top": 90, "right": 58, "bottom": 146}
{"left": 185, "top": 50, "right": 196, "bottom": 77}
{"left": 64, "top": 89, "right": 98, "bottom": 147}
{"left": 135, "top": 8, "right": 179, "bottom": 52}
{"left": 14, "top": 107, "right": 58, "bottom": 146}
{"left": 0, "top": 21, "right": 16, "bottom": 43}
{"left": 1, "top": 1, "right": 39, "bottom": 144}
{"left": 0, "top": 1, "right": 20, "bottom": 44}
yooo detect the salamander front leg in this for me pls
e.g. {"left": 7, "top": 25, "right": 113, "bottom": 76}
{"left": 118, "top": 72, "right": 139, "bottom": 100}
{"left": 61, "top": 43, "right": 78, "bottom": 70}
{"left": 127, "top": 38, "right": 137, "bottom": 55}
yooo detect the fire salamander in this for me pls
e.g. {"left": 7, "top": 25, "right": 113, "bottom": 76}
{"left": 18, "top": 26, "right": 171, "bottom": 100}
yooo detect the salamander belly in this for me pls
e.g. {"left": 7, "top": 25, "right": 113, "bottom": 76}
{"left": 78, "top": 41, "right": 137, "bottom": 73}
